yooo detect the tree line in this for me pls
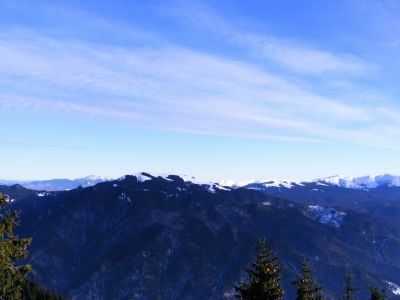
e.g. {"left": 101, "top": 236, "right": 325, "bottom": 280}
{"left": 235, "top": 239, "right": 388, "bottom": 300}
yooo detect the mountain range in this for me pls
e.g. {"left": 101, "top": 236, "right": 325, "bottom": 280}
{"left": 0, "top": 175, "right": 109, "bottom": 191}
{"left": 1, "top": 172, "right": 400, "bottom": 299}
{"left": 3, "top": 173, "right": 400, "bottom": 191}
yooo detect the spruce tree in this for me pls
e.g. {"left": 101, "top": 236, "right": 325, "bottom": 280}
{"left": 369, "top": 287, "right": 387, "bottom": 300}
{"left": 0, "top": 192, "right": 32, "bottom": 299}
{"left": 292, "top": 258, "right": 323, "bottom": 300}
{"left": 22, "top": 280, "right": 66, "bottom": 300}
{"left": 235, "top": 238, "right": 284, "bottom": 300}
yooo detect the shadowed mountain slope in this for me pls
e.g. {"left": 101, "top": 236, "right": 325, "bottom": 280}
{"left": 3, "top": 174, "right": 400, "bottom": 299}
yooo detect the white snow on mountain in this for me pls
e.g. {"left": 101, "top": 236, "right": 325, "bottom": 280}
{"left": 218, "top": 179, "right": 257, "bottom": 188}
{"left": 386, "top": 281, "right": 400, "bottom": 296}
{"left": 219, "top": 179, "right": 304, "bottom": 189}
{"left": 208, "top": 184, "right": 231, "bottom": 193}
{"left": 1, "top": 172, "right": 400, "bottom": 191}
{"left": 220, "top": 174, "right": 400, "bottom": 190}
{"left": 119, "top": 172, "right": 203, "bottom": 184}
{"left": 118, "top": 172, "right": 231, "bottom": 194}
{"left": 118, "top": 173, "right": 153, "bottom": 183}
{"left": 37, "top": 192, "right": 49, "bottom": 197}
{"left": 315, "top": 174, "right": 400, "bottom": 189}
{"left": 307, "top": 205, "right": 346, "bottom": 228}
{"left": 262, "top": 180, "right": 304, "bottom": 188}
{"left": 0, "top": 175, "right": 111, "bottom": 191}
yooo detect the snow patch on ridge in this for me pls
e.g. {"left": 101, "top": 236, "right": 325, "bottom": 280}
{"left": 120, "top": 172, "right": 231, "bottom": 194}
{"left": 315, "top": 174, "right": 400, "bottom": 189}
{"left": 219, "top": 179, "right": 305, "bottom": 189}
{"left": 207, "top": 183, "right": 232, "bottom": 193}
{"left": 37, "top": 192, "right": 49, "bottom": 197}
{"left": 307, "top": 205, "right": 346, "bottom": 228}
{"left": 118, "top": 192, "right": 132, "bottom": 203}
{"left": 386, "top": 281, "right": 400, "bottom": 296}
{"left": 223, "top": 174, "right": 400, "bottom": 191}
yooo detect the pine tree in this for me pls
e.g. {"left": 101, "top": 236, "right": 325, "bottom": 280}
{"left": 292, "top": 258, "right": 323, "bottom": 300}
{"left": 235, "top": 238, "right": 284, "bottom": 300}
{"left": 369, "top": 287, "right": 387, "bottom": 300}
{"left": 343, "top": 270, "right": 355, "bottom": 300}
{"left": 0, "top": 192, "right": 32, "bottom": 299}
{"left": 22, "top": 280, "right": 66, "bottom": 300}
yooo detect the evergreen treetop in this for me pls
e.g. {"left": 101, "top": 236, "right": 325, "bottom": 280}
{"left": 22, "top": 280, "right": 67, "bottom": 300}
{"left": 369, "top": 287, "right": 387, "bottom": 300}
{"left": 292, "top": 258, "right": 323, "bottom": 300}
{"left": 343, "top": 270, "right": 355, "bottom": 300}
{"left": 235, "top": 238, "right": 284, "bottom": 300}
{"left": 0, "top": 192, "right": 32, "bottom": 300}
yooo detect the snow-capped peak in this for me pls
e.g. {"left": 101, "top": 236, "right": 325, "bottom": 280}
{"left": 126, "top": 173, "right": 400, "bottom": 191}
{"left": 315, "top": 175, "right": 352, "bottom": 186}
{"left": 218, "top": 179, "right": 257, "bottom": 188}
{"left": 82, "top": 175, "right": 107, "bottom": 181}
{"left": 75, "top": 175, "right": 111, "bottom": 186}
{"left": 219, "top": 179, "right": 304, "bottom": 189}
{"left": 315, "top": 174, "right": 400, "bottom": 189}
{"left": 2, "top": 172, "right": 400, "bottom": 192}
{"left": 118, "top": 172, "right": 153, "bottom": 183}
{"left": 118, "top": 172, "right": 232, "bottom": 194}
{"left": 120, "top": 172, "right": 210, "bottom": 185}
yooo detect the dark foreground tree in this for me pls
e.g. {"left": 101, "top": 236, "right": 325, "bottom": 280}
{"left": 235, "top": 238, "right": 284, "bottom": 300}
{"left": 369, "top": 287, "right": 387, "bottom": 300}
{"left": 0, "top": 192, "right": 32, "bottom": 299}
{"left": 22, "top": 280, "right": 66, "bottom": 300}
{"left": 343, "top": 270, "right": 355, "bottom": 300}
{"left": 292, "top": 258, "right": 323, "bottom": 300}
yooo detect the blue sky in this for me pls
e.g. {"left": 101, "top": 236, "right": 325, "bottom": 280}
{"left": 1, "top": 0, "right": 400, "bottom": 181}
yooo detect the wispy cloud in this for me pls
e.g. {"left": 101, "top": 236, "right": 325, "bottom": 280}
{"left": 164, "top": 2, "right": 372, "bottom": 76}
{"left": 235, "top": 34, "right": 369, "bottom": 75}
{"left": 0, "top": 6, "right": 399, "bottom": 150}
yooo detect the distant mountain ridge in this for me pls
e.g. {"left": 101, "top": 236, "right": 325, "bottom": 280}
{"left": 221, "top": 174, "right": 400, "bottom": 190}
{"left": 1, "top": 172, "right": 400, "bottom": 191}
{"left": 0, "top": 175, "right": 109, "bottom": 191}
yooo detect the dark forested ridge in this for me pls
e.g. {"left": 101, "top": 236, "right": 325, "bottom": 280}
{"left": 2, "top": 174, "right": 400, "bottom": 299}
{"left": 245, "top": 181, "right": 400, "bottom": 224}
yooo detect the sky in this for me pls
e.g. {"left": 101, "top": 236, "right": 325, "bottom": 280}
{"left": 1, "top": 0, "right": 400, "bottom": 181}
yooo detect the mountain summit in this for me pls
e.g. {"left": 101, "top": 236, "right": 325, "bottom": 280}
{"left": 222, "top": 174, "right": 400, "bottom": 190}
{"left": 1, "top": 173, "right": 400, "bottom": 191}
{"left": 0, "top": 175, "right": 110, "bottom": 191}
